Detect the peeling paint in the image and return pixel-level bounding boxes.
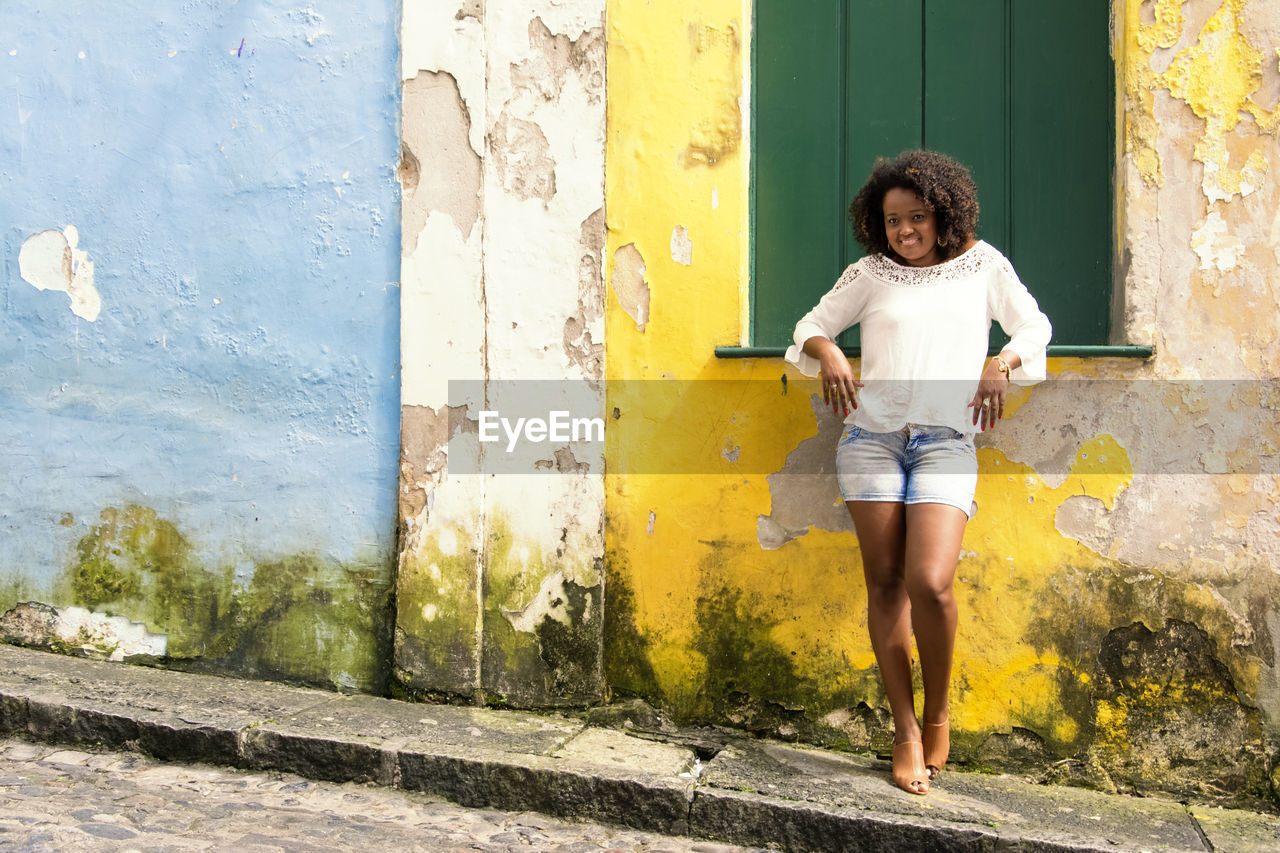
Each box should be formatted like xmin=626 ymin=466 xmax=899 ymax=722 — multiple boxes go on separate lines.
xmin=401 ymin=71 xmax=482 ymax=244
xmin=1126 ymin=0 xmax=1280 ymax=198
xmin=561 ymin=314 xmax=602 ymax=379
xmin=1054 ymin=494 xmax=1112 ymax=552
xmin=0 ymin=601 xmax=166 ymax=660
xmin=533 ymin=446 xmax=591 ymax=473
xmin=399 ymin=404 xmax=464 ymax=532
xmin=1124 ymin=0 xmax=1190 ymax=186
xmin=400 ymin=0 xmax=485 ymax=153
xmin=757 ymin=397 xmax=852 ymax=550
xmin=396 ymin=0 xmax=607 ymax=707
xmin=482 ymin=515 xmax=602 ymax=705
xmin=18 ymin=226 xmax=101 ymax=321
xmin=503 ymin=570 xmax=573 ymax=633
xmin=682 ymin=22 xmax=743 ymax=167
xmin=1192 ymin=210 xmax=1246 ymax=271
xmin=463 ymin=0 xmax=609 ymax=705
xmin=2 ymin=2 xmax=401 ymax=694
xmin=1160 ymin=0 xmax=1277 ymax=202
xmin=510 ymin=18 xmax=605 ymax=107
xmin=299 ymin=0 xmax=1280 ymax=809
xmin=563 ymin=207 xmax=606 ymax=379
xmin=609 ymin=243 xmax=649 ymax=331
xmin=670 ymin=225 xmax=693 ymax=266
xmin=1271 ymin=205 xmax=1280 ymax=264
xmin=600 ymin=0 xmax=1280 ymax=809
xmin=489 ymin=111 xmax=557 ymax=204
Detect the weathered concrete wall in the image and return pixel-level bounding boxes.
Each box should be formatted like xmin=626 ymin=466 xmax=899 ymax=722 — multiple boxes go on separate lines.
xmin=396 ymin=0 xmax=607 ymax=706
xmin=5 ymin=0 xmax=1275 ymax=809
xmin=603 ymin=0 xmax=1280 ymax=808
xmin=0 ymin=2 xmax=401 ymax=691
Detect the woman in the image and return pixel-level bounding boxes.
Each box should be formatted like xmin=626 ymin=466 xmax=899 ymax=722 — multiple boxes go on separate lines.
xmin=785 ymin=150 xmax=1051 ymax=795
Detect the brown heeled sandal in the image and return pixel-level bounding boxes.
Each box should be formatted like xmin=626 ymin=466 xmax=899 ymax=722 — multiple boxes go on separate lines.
xmin=891 ymin=737 xmax=929 ymax=795
xmin=923 ymin=717 xmax=949 ymax=779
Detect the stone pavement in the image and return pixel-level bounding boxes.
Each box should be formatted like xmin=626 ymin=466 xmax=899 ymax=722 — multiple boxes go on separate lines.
xmin=0 ymin=737 xmax=769 ymax=852
xmin=1 ymin=643 xmax=1277 ymax=852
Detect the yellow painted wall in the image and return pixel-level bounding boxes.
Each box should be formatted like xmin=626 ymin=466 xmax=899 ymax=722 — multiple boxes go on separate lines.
xmin=605 ymin=0 xmax=1280 ymax=806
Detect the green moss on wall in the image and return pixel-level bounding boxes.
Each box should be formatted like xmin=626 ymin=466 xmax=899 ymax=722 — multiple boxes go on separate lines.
xmin=480 ymin=516 xmax=539 ymax=703
xmin=535 ymin=568 xmax=601 ymax=695
xmin=228 ymin=553 xmax=393 ymax=692
xmin=692 ymin=583 xmax=802 ymax=724
xmin=480 ymin=576 xmax=600 ymax=706
xmin=479 ymin=516 xmax=602 ymax=706
xmin=63 ymin=505 xmax=231 ymax=657
xmin=393 ymin=524 xmax=479 ymax=697
xmin=602 ymin=538 xmax=1280 ymax=807
xmin=1024 ymin=563 xmax=1278 ymax=765
xmin=0 ymin=573 xmax=44 ymax=616
xmin=1089 ymin=619 xmax=1270 ymax=807
xmin=69 ymin=556 xmax=141 ymax=605
xmin=689 ymin=575 xmax=882 ymax=748
xmin=600 ymin=548 xmax=660 ymax=701
xmin=52 ymin=505 xmax=393 ymax=693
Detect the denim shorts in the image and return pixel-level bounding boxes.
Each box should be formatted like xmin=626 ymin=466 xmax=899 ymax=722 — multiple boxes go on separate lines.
xmin=836 ymin=424 xmax=978 ymax=517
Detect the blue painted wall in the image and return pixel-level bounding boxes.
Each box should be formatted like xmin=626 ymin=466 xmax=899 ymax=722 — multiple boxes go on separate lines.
xmin=0 ymin=2 xmax=400 ymax=689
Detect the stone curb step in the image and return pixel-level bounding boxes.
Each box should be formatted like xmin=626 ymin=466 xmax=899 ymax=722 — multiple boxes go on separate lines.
xmin=3 ymin=644 xmax=1276 ymax=853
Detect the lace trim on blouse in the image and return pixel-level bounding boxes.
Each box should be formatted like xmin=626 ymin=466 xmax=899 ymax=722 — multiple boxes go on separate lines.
xmin=828 ymin=262 xmax=862 ymax=294
xmin=861 ymin=241 xmax=1002 ymax=286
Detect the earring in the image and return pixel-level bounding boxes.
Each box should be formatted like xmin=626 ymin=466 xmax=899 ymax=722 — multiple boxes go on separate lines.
xmin=937 ymin=235 xmax=948 ymax=247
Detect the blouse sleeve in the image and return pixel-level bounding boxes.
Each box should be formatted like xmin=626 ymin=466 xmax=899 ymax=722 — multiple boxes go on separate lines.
xmin=988 ymin=256 xmax=1052 ymax=384
xmin=784 ymin=264 xmax=870 ymax=377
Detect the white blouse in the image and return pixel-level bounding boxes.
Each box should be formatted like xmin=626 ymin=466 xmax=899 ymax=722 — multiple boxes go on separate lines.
xmin=785 ymin=241 xmax=1052 ymax=436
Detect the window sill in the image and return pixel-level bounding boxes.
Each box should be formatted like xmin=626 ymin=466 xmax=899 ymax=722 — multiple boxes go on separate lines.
xmin=715 ymin=345 xmax=1155 ymax=359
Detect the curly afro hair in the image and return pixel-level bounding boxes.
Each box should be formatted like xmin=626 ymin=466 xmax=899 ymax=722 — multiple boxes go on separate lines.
xmin=848 ymin=150 xmax=979 ymax=263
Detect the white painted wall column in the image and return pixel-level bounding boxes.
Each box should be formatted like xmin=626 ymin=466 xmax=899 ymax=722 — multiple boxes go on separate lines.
xmin=397 ymin=0 xmax=606 ymax=704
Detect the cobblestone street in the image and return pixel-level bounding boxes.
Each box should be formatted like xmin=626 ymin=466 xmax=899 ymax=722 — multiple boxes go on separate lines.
xmin=0 ymin=738 xmax=776 ymax=852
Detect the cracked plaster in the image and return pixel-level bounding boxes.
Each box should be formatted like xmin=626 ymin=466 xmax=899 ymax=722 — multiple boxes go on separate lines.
xmin=396 ymin=0 xmax=606 ymax=704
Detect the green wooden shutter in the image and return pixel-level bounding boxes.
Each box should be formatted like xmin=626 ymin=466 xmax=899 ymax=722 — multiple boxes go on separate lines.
xmin=838 ymin=0 xmax=924 ymax=348
xmin=753 ymin=0 xmax=1112 ymax=347
xmin=1006 ymin=1 xmax=1113 ymax=345
xmin=924 ymin=0 xmax=1011 ymax=255
xmin=752 ymin=2 xmax=845 ymax=348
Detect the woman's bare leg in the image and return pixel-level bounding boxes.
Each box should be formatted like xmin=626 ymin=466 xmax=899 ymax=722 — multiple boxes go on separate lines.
xmin=846 ymin=502 xmax=919 ymax=742
xmin=903 ymin=502 xmax=968 ymax=773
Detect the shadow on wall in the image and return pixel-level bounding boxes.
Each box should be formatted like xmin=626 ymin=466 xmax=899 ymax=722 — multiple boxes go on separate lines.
xmin=0 ymin=505 xmax=394 ymax=694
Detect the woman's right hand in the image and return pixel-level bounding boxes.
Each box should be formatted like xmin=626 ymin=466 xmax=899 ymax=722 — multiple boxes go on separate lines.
xmin=804 ymin=336 xmax=863 ymax=416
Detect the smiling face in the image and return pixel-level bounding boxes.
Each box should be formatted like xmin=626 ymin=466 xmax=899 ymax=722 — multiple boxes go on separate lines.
xmin=882 ymin=187 xmax=941 ymax=267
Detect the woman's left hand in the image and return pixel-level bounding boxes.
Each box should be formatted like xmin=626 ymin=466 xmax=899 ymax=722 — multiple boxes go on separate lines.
xmin=968 ymin=362 xmax=1009 ymax=431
